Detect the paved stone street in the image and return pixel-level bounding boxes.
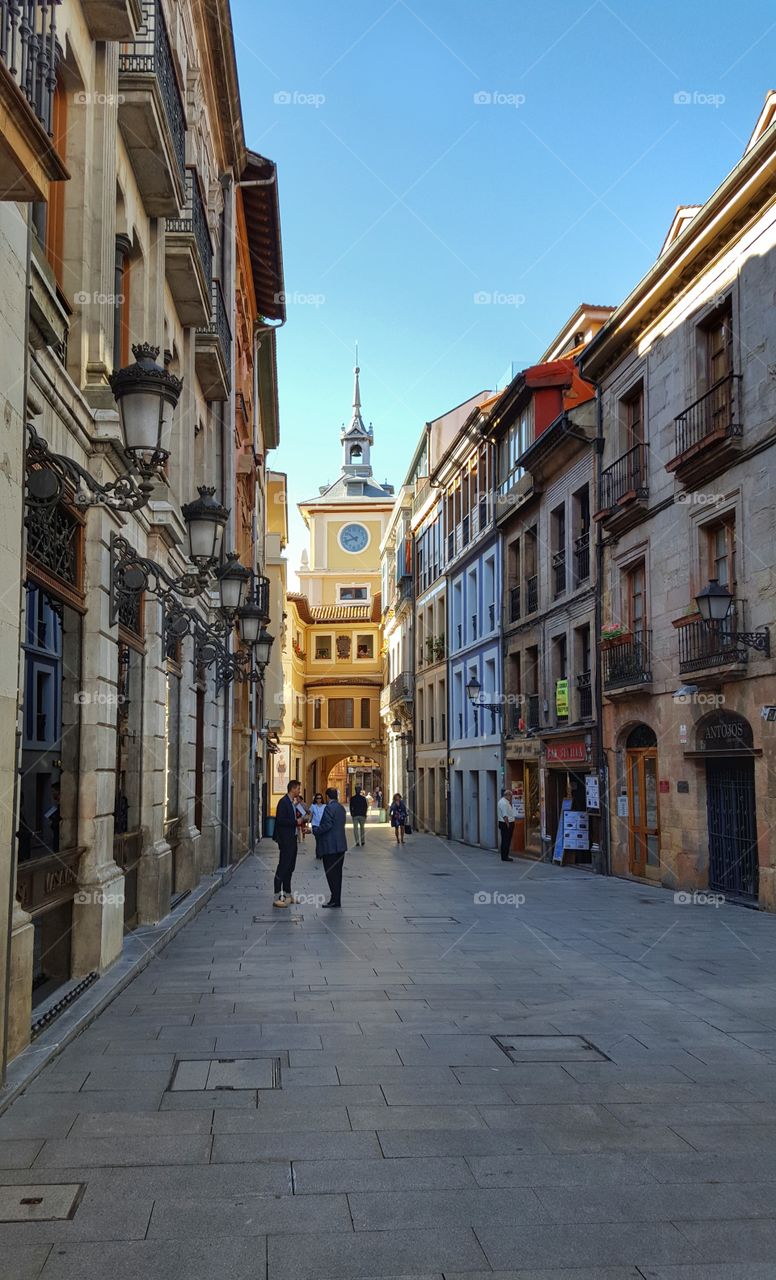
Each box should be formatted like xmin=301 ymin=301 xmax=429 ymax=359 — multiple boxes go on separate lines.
xmin=5 ymin=826 xmax=776 ymax=1278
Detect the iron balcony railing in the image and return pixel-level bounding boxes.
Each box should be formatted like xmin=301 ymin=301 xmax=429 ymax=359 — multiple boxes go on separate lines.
xmin=411 ymin=475 xmax=431 ymax=515
xmin=167 ymin=169 xmax=213 ymax=284
xmin=552 ymin=549 xmax=566 ymax=597
xmin=526 ymin=574 xmax=538 ymax=614
xmin=119 ymin=0 xmax=186 ymax=187
xmin=0 ymin=0 xmax=59 ymax=133
xmin=674 ymin=372 xmax=742 ymax=457
xmin=198 ymin=278 xmax=232 ymax=363
xmin=602 ymin=630 xmax=652 ymax=690
xmin=525 ymin=693 xmax=540 ymax=730
xmin=600 ymin=442 xmax=648 ymax=510
xmin=677 ymin=606 xmax=744 ymax=673
xmin=388 ymin=670 xmax=413 ymax=706
xmin=577 ymin=670 xmax=593 ymax=719
xmin=253 ymin=574 xmax=271 ymax=623
xmin=509 ymin=586 xmax=520 ymax=622
xmin=574 ymin=532 xmax=590 ymax=584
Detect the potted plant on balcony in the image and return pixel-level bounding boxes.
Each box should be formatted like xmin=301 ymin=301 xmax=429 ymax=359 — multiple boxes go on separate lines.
xmin=600 ymin=622 xmax=631 ymax=650
xmin=434 ymin=635 xmax=446 ymax=661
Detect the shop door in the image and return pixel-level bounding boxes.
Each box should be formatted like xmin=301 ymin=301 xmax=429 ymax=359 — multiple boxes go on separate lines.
xmin=626 ymin=746 xmax=660 ymax=877
xmin=706 ymin=757 xmax=758 ymax=900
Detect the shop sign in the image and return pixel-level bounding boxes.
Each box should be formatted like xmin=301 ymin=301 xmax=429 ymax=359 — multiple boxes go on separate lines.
xmin=617 ymin=793 xmax=629 ymax=818
xmin=512 ymin=780 xmax=525 ymax=818
xmin=698 ymin=712 xmax=753 ymax=752
xmin=545 ymin=739 xmax=587 ymax=764
xmin=555 ymin=679 xmax=569 ymax=719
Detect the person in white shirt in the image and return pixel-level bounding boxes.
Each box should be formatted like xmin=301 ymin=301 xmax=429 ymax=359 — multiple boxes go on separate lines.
xmin=497 ymin=789 xmax=516 ymax=862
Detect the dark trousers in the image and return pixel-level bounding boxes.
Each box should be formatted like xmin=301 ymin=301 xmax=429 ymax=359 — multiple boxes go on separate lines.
xmin=274 ymin=837 xmax=298 ymax=894
xmin=321 ymin=852 xmax=344 ymax=905
xmin=499 ymin=821 xmax=514 ymax=860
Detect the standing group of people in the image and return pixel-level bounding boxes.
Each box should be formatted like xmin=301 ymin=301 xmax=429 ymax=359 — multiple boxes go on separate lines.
xmin=273 ymin=780 xmax=348 ymax=909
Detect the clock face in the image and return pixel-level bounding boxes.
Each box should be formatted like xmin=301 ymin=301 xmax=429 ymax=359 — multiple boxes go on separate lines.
xmin=339 ymin=523 xmax=369 ymax=553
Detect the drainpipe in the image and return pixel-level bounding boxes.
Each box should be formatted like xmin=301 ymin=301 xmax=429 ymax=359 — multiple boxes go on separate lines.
xmin=592 ymin=378 xmax=611 ymax=877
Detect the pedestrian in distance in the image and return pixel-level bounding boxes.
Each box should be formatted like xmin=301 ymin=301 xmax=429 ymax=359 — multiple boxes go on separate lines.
xmin=315 ymin=786 xmax=348 ymax=908
xmin=349 ymin=784 xmax=368 ymax=846
xmin=309 ymin=792 xmax=326 ymax=858
xmin=273 ymin=779 xmax=302 ymax=907
xmin=389 ymin=793 xmax=407 ymax=844
xmin=497 ymin=788 xmax=516 ymax=862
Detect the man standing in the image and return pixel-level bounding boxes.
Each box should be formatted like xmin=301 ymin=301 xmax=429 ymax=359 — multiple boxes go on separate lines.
xmin=316 ymin=786 xmax=347 ymax=908
xmin=273 ymin=779 xmax=301 ymax=907
xmin=349 ymin=784 xmax=368 ymax=846
xmin=497 ymin=788 xmax=516 ymax=862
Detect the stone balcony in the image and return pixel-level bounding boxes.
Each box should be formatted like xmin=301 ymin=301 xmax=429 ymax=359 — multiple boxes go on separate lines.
xmin=0 ymin=1 xmax=69 ymax=200
xmin=195 ymin=279 xmax=232 ymax=402
xmin=165 ymin=169 xmax=213 ymax=326
xmin=118 ymin=0 xmax=187 ymax=216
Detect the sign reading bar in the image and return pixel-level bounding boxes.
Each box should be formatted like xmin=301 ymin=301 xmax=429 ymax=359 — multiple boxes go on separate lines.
xmin=545 ymin=740 xmax=587 ymax=764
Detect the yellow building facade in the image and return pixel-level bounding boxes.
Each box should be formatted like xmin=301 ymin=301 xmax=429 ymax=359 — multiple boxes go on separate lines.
xmin=276 ymin=365 xmax=395 ymax=805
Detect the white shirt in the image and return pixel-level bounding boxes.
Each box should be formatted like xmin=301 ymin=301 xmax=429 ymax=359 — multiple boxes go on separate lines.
xmin=310 ymin=803 xmax=326 ymax=827
xmin=498 ymin=796 xmax=516 ymax=822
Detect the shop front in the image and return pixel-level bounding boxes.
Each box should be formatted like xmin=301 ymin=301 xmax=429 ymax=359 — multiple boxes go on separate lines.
xmin=541 ymin=734 xmax=601 ymax=866
xmin=506 ymin=739 xmax=542 ymax=856
xmin=686 ymin=710 xmax=760 ymax=903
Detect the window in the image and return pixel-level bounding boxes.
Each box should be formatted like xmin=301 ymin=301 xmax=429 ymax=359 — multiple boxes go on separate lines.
xmin=114 ymin=235 xmax=132 ymax=368
xmin=314 ymin=634 xmax=332 ymax=661
xmin=313 ymin=698 xmax=322 ymax=730
xmin=622 ymin=383 xmax=644 ymax=446
xmin=328 ymin=698 xmax=354 ymax=729
xmin=360 ymin=697 xmax=371 ymax=729
xmin=551 ymin=505 xmax=566 ymax=598
xmin=705 ymin=514 xmax=736 ymax=590
xmin=625 ymin=560 xmax=647 ymax=637
xmin=355 ymin=634 xmax=374 ymax=659
xmin=338 ymin=585 xmax=368 ymax=602
xmin=705 ymin=304 xmax=732 ymax=389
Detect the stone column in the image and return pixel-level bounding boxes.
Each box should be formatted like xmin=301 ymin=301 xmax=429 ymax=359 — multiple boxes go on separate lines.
xmin=173 ymin=629 xmax=202 ymax=890
xmin=136 ymin=571 xmax=172 ymax=923
xmin=70 ymin=508 xmax=125 ymax=976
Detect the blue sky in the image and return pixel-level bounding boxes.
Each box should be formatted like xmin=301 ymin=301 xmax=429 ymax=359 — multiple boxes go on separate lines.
xmin=232 ymin=0 xmax=775 ymax=581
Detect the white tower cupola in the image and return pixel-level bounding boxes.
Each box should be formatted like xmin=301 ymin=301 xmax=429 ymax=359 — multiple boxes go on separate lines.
xmin=341 ymin=347 xmax=373 ymax=478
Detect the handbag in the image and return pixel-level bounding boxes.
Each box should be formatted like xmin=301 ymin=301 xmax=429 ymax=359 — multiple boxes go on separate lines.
xmin=405 ymin=824 xmax=412 ymax=835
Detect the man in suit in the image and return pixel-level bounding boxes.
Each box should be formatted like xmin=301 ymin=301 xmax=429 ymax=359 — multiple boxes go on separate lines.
xmin=315 ymin=786 xmax=347 ymax=908
xmin=349 ymin=784 xmax=368 ymax=846
xmin=273 ymin=778 xmax=301 ymax=907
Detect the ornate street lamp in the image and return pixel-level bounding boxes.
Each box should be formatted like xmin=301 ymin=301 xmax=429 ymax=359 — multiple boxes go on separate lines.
xmin=26 ymin=345 xmax=183 ymax=514
xmin=465 ymin=674 xmax=482 ymax=706
xmin=216 ymin=552 xmax=252 ymax=614
xmin=695 ymin=578 xmax=770 ymax=656
xmin=466 ymin=672 xmax=503 ymax=716
xmin=108 ymin=343 xmax=183 ymax=471
xmin=181 ymin=486 xmax=228 ymax=569
xmin=253 ymin=628 xmax=274 ymax=671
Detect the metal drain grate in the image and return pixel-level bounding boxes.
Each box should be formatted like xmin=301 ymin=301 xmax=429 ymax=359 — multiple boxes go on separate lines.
xmin=0 ymin=1184 xmax=85 ymax=1222
xmin=493 ymin=1034 xmax=609 ymax=1063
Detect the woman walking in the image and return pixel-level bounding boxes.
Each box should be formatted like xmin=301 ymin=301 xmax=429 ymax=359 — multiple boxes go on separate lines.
xmin=309 ymin=792 xmax=326 ymax=858
xmin=389 ymin=793 xmax=408 ymax=844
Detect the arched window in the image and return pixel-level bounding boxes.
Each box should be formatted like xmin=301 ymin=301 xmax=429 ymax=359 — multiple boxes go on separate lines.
xmin=626 ymin=724 xmax=657 ymax=750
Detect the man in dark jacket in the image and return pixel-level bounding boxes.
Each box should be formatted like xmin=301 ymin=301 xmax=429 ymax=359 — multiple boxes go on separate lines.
xmin=273 ymin=779 xmax=301 ymax=907
xmin=349 ymin=784 xmax=368 ymax=846
xmin=315 ymin=786 xmax=347 ymax=908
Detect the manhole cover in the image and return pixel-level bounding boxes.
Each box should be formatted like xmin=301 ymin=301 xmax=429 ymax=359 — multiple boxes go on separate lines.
xmin=169 ymin=1057 xmax=281 ymax=1091
xmin=493 ymin=1035 xmax=609 ymax=1063
xmin=0 ymin=1184 xmax=85 ymax=1222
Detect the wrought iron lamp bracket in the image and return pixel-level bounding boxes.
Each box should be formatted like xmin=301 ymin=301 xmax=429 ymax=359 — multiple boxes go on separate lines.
xmin=110 ymin=533 xmax=210 ymax=626
xmin=26 ymin=423 xmax=157 ymax=514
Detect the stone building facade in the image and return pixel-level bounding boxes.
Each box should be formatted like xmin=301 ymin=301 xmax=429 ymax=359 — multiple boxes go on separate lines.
xmin=580 ymin=94 xmax=776 ymax=906
xmin=0 ymin=0 xmax=285 ymax=1076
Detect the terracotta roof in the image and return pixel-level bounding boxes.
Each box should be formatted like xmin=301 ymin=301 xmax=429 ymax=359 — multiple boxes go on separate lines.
xmin=286 ymin=593 xmax=382 ymax=625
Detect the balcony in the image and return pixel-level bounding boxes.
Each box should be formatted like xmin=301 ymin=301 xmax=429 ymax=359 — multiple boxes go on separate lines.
xmin=525 ymin=693 xmax=540 ymax=730
xmin=509 ymin=586 xmax=520 ymax=623
xmin=574 ymin=532 xmax=590 ymax=585
xmin=552 ymin=549 xmax=566 ymax=598
xmin=195 ymin=279 xmax=232 ymax=401
xmin=577 ymin=670 xmax=593 ymax=720
xmin=412 ymin=475 xmax=432 ymax=516
xmin=388 ymin=671 xmax=413 ymax=708
xmin=165 ymin=169 xmax=213 ymax=325
xmin=676 ymin=606 xmax=747 ymax=677
xmin=253 ymin=574 xmax=271 ymax=624
xmin=602 ymin=630 xmax=652 ymax=694
xmin=667 ymin=373 xmax=742 ymax=487
xmin=526 ymin=574 xmax=538 ymax=614
xmin=118 ymin=0 xmax=187 ymax=216
xmin=83 ymin=0 xmax=142 ymax=39
xmin=394 ymin=573 xmax=413 ymax=609
xmin=0 ymin=1 xmax=69 ymax=200
xmin=596 ymin=443 xmax=648 ymax=534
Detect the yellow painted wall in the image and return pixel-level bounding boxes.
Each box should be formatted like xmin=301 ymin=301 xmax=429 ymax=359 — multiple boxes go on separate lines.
xmin=325 ymin=519 xmax=384 ymax=570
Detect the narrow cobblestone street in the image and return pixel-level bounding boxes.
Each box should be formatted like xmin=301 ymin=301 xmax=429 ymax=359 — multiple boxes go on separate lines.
xmin=5 ymin=826 xmax=776 ymax=1278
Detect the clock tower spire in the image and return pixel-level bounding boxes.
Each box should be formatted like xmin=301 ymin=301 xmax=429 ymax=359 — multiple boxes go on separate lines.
xmin=341 ymin=345 xmax=373 ymax=476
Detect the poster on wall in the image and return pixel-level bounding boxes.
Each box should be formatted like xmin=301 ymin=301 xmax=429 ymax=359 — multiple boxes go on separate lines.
xmin=555 ymin=679 xmax=569 ymax=719
xmin=585 ymin=775 xmax=600 ymax=811
xmin=553 ymin=798 xmax=572 ymax=863
xmin=272 ymin=744 xmax=290 ymax=796
xmin=563 ymin=809 xmax=590 ymax=852
xmin=512 ymin=780 xmax=525 ymax=818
